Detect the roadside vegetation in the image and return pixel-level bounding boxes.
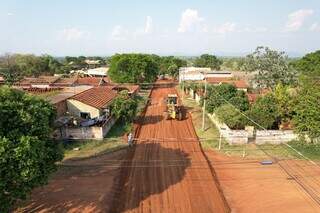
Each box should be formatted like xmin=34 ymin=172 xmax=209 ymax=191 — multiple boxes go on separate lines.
xmin=181 ymin=93 xmax=305 ymax=160
xmin=62 ymin=121 xmax=130 ymax=161
xmin=0 ymin=87 xmax=63 ymax=212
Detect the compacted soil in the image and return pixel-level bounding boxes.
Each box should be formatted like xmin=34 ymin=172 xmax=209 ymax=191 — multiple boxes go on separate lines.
xmin=207 ymin=151 xmax=320 ymax=213
xmin=111 ymin=82 xmax=229 ymax=213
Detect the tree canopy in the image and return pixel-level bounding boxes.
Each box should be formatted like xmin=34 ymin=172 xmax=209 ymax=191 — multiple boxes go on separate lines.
xmin=0 ymin=87 xmax=63 ymax=212
xmin=194 ymin=54 xmax=222 ymax=70
xmin=292 ymin=50 xmax=320 ymax=77
xmin=206 ymin=83 xmax=238 ymax=113
xmin=159 ymin=56 xmax=187 ymax=78
xmin=215 ymin=104 xmax=248 ymax=129
xmin=247 ymin=93 xmax=280 ymax=129
xmin=111 ymin=90 xmax=138 ymax=122
xmin=108 ymin=54 xmax=159 ymax=83
xmin=244 ymin=46 xmax=297 ymax=89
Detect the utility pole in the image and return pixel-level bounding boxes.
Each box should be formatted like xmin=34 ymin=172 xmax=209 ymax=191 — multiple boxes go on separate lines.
xmin=202 ymin=76 xmax=207 ymax=131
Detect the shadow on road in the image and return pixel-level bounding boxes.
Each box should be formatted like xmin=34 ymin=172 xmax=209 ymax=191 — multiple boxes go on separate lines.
xmin=110 ymin=143 xmax=191 ymax=212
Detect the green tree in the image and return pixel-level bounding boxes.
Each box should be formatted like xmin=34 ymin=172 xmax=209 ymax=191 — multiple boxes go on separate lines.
xmin=108 ymin=54 xmax=159 ymax=83
xmin=159 ymin=56 xmax=187 ymax=78
xmin=194 ymin=54 xmax=222 ymax=70
xmin=274 ymin=83 xmax=296 ymax=124
xmin=215 ymin=104 xmax=248 ymax=129
xmin=0 ymin=87 xmax=63 ymax=212
xmin=293 ymin=78 xmax=320 ymax=142
xmin=206 ymin=83 xmax=237 ymax=113
xmin=111 ymin=90 xmax=138 ymax=122
xmin=292 ymin=50 xmax=320 ymax=77
xmin=247 ymin=93 xmax=280 ymax=129
xmin=244 ymin=46 xmax=297 ymax=89
xmin=229 ymin=90 xmax=250 ymax=111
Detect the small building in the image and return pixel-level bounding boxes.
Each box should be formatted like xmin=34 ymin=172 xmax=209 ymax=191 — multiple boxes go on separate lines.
xmin=75 ymin=77 xmax=109 ymax=87
xmin=67 ymin=86 xmax=117 ymax=119
xmin=17 ymin=76 xmax=61 ymax=88
xmin=86 ymin=67 xmax=109 ymax=77
xmin=179 ymin=67 xmax=233 ymax=82
xmin=206 ymin=77 xmax=249 ymax=92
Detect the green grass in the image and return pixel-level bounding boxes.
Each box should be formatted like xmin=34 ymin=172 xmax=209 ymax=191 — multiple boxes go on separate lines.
xmin=180 ymin=88 xmax=301 ymax=159
xmin=62 ymin=121 xmax=131 ymax=161
xmin=287 ymin=141 xmax=320 ymax=161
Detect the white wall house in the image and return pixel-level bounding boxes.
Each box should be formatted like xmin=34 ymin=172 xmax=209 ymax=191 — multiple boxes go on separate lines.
xmin=179 ymin=67 xmax=233 ymax=82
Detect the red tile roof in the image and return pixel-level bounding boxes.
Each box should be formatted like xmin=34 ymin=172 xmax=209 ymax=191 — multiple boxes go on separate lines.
xmin=76 ymin=77 xmax=109 ymax=86
xmin=69 ymin=86 xmax=117 ymax=109
xmin=53 ymin=77 xmax=78 ymax=86
xmin=206 ymin=77 xmax=232 ymax=84
xmin=205 ymin=77 xmax=248 ymax=89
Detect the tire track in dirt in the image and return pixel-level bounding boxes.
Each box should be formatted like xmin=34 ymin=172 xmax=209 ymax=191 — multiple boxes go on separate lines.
xmin=111 ymin=82 xmax=230 ymax=213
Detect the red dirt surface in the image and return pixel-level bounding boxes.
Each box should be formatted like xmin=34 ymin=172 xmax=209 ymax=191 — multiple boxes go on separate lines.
xmin=15 ymin=150 xmax=127 ymax=213
xmin=111 ymin=82 xmax=230 ymax=212
xmin=207 ymin=151 xmax=320 ymax=213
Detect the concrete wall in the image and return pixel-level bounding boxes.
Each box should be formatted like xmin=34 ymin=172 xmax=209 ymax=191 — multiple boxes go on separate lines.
xmin=67 ymin=99 xmax=101 ymax=118
xmin=207 ymin=113 xmax=248 ymax=144
xmin=255 ymin=130 xmax=298 ymax=145
xmin=60 ymin=117 xmax=116 ymax=140
xmin=54 ymin=100 xmax=67 ymax=117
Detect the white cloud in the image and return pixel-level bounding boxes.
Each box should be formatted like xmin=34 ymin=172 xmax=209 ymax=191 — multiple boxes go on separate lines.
xmin=243 ymin=27 xmax=268 ymax=33
xmin=213 ymin=22 xmax=236 ymax=34
xmin=7 ymin=12 xmax=14 ymax=16
xmin=144 ymin=16 xmax=153 ymax=34
xmin=310 ymin=23 xmax=320 ymax=32
xmin=111 ymin=25 xmax=129 ymax=40
xmin=178 ymin=9 xmax=206 ymax=33
xmin=285 ymin=9 xmax=314 ymax=32
xmin=59 ymin=27 xmax=90 ymax=41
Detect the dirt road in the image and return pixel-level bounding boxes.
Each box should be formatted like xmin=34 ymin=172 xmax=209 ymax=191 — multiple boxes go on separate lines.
xmin=112 ymin=83 xmax=229 ymax=213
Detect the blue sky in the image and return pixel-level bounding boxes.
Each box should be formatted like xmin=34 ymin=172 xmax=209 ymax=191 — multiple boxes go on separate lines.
xmin=1 ymin=0 xmax=320 ymax=56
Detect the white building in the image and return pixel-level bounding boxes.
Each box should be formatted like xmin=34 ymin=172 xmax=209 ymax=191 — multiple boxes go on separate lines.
xmin=179 ymin=67 xmax=233 ymax=82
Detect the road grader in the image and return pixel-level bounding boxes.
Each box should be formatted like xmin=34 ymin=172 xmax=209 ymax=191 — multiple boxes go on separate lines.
xmin=164 ymin=94 xmax=183 ymax=120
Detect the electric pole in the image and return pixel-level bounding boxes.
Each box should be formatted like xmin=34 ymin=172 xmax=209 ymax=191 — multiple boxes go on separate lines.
xmin=202 ymin=76 xmax=207 ymax=131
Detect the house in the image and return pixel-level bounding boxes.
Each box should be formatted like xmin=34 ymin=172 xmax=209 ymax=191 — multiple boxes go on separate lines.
xmin=75 ymin=77 xmax=109 ymax=87
xmin=179 ymin=67 xmax=233 ymax=82
xmin=86 ymin=67 xmax=109 ymax=77
xmin=85 ymin=59 xmax=101 ymax=69
xmin=17 ymin=76 xmax=61 ymax=88
xmin=205 ymin=77 xmax=249 ymax=92
xmin=67 ymin=86 xmax=117 ymax=119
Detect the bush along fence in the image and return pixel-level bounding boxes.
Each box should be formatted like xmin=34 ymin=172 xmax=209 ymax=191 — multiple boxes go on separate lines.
xmin=184 ymin=86 xmax=298 ymax=145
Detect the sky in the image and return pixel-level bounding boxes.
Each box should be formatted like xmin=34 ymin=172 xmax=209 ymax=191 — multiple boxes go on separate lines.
xmin=1 ymin=0 xmax=320 ymax=56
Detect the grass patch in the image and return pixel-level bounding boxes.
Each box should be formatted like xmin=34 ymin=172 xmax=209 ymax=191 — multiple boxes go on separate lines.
xmin=62 ymin=120 xmax=132 ymax=160
xmin=63 ymin=139 xmax=127 ymax=161
xmin=287 ymin=141 xmax=320 ymax=161
xmin=180 ymin=88 xmax=301 ymax=159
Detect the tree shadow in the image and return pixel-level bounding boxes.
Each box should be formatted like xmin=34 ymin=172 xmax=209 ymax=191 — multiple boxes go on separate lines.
xmin=110 ymin=143 xmax=191 ymax=212
xmin=137 ymin=115 xmax=164 ymax=125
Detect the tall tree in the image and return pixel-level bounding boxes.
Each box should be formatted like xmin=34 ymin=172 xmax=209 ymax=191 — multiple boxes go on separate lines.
xmin=291 ymin=50 xmax=320 ymax=77
xmin=108 ymin=54 xmax=159 ymax=83
xmin=111 ymin=90 xmax=138 ymax=122
xmin=247 ymin=93 xmax=280 ymax=129
xmin=0 ymin=87 xmax=63 ymax=212
xmin=244 ymin=46 xmax=297 ymax=89
xmin=293 ymin=77 xmax=320 ymax=142
xmin=194 ymin=54 xmax=222 ymax=70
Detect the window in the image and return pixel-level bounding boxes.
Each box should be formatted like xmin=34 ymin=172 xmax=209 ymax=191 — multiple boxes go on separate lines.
xmin=80 ymin=112 xmax=90 ymax=119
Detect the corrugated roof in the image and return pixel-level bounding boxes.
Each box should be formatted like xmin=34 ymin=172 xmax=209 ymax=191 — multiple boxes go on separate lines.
xmin=69 ymin=86 xmax=117 ymax=109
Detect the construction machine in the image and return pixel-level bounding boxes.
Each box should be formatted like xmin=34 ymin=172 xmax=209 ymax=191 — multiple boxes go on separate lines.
xmin=164 ymin=94 xmax=183 ymax=120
